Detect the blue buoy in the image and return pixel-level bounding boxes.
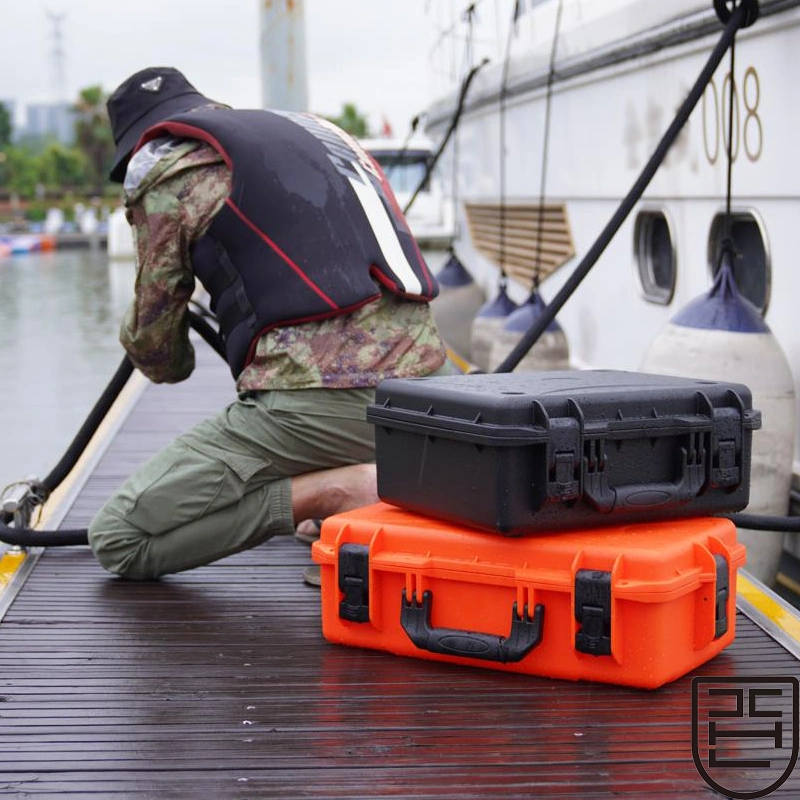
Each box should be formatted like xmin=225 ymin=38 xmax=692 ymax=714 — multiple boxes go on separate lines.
xmin=670 ymin=255 xmax=769 ymax=333
xmin=489 ymin=290 xmax=570 ymax=371
xmin=430 ymin=252 xmax=486 ymax=363
xmin=437 ymin=252 xmax=475 ymax=288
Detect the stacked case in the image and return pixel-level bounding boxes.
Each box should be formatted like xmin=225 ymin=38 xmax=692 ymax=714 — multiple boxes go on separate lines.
xmin=312 ymin=370 xmax=760 ymax=688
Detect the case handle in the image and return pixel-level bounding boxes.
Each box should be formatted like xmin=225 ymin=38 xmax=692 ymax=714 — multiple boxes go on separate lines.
xmin=400 ymin=589 xmax=544 ymax=663
xmin=583 ymin=449 xmax=708 ymax=512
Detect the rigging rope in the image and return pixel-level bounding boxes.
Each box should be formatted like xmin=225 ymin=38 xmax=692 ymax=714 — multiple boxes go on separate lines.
xmin=402 ymin=56 xmax=489 ymax=216
xmin=497 ymin=0 xmax=520 ymax=286
xmin=376 ymin=114 xmax=423 ymax=189
xmin=531 ymin=0 xmax=565 ymax=291
xmin=717 ymin=15 xmax=739 ymax=267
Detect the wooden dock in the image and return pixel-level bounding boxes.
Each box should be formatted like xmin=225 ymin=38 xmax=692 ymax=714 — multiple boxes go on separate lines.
xmin=1 ymin=338 xmax=798 ymax=798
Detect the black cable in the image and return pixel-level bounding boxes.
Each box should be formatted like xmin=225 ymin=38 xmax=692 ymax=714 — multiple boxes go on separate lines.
xmin=724 ymin=513 xmax=800 ymax=532
xmin=716 ymin=20 xmax=740 ymax=269
xmin=444 ymin=3 xmax=478 ymax=242
xmin=494 ymin=0 xmax=754 ymax=374
xmin=403 ymin=56 xmax=489 ymax=216
xmin=497 ymin=1 xmax=519 ymax=284
xmin=40 ymin=357 xmax=134 ymax=494
xmin=189 ymin=309 xmax=227 ymax=360
xmin=375 ymin=115 xmax=422 ymax=186
xmin=0 ymin=519 xmax=89 ymax=547
xmin=724 ymin=32 xmax=736 ymax=239
xmin=0 ymin=310 xmax=225 ymax=548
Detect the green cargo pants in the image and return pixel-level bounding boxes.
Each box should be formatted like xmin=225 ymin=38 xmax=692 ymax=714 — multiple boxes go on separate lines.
xmin=88 ymin=386 xmax=376 ymax=580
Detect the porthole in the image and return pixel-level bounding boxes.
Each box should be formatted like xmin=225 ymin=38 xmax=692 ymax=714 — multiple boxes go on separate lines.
xmin=634 ymin=210 xmax=676 ymax=305
xmin=708 ymin=211 xmax=770 ymax=314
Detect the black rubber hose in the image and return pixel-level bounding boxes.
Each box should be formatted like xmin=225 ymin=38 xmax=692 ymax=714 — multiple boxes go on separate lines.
xmin=0 ymin=310 xmax=225 ymax=547
xmin=724 ymin=513 xmax=800 ymax=532
xmin=0 ymin=519 xmax=89 ymax=547
xmin=40 ymin=357 xmax=134 ymax=494
xmin=188 ymin=309 xmax=227 ymax=360
xmin=494 ymin=0 xmax=755 ymax=374
xmin=403 ymin=57 xmax=489 ymax=216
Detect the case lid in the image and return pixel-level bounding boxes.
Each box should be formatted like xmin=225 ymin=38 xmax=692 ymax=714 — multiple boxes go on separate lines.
xmin=367 ymin=370 xmax=761 ymax=447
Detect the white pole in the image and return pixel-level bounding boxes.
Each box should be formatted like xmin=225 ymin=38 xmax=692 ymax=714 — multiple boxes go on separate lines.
xmin=259 ymin=0 xmax=309 ymax=111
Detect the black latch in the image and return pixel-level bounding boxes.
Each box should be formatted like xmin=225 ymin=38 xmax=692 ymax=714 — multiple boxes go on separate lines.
xmin=549 ymin=451 xmax=580 ymax=502
xmin=712 ymin=438 xmax=740 ymax=488
xmin=714 ymin=554 xmax=729 ymax=638
xmin=338 ymin=544 xmax=370 ymax=623
xmin=575 ymin=569 xmax=612 ymax=656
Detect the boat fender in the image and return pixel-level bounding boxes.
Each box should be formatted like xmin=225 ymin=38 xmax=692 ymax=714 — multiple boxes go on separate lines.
xmin=640 ymin=255 xmax=795 ymax=586
xmin=470 ymin=282 xmax=518 ymax=371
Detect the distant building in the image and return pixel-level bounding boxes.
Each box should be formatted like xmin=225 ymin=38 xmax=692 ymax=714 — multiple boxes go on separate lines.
xmin=20 ymin=102 xmax=75 ymax=146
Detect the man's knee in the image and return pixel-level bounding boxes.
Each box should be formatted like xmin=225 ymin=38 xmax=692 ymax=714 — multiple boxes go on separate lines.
xmin=88 ymin=506 xmax=159 ymax=581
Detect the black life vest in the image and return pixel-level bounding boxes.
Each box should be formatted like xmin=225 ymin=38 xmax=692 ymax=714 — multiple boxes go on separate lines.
xmin=137 ymin=108 xmax=439 ymax=378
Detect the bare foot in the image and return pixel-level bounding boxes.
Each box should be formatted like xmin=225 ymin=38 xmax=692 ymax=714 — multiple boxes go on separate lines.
xmin=290 ymin=463 xmax=378 ymax=525
xmin=295 ymin=518 xmax=321 ymax=541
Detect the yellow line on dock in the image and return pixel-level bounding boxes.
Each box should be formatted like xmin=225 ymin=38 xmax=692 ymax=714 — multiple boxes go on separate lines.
xmin=446 ymin=347 xmax=479 ymax=374
xmin=0 ymin=549 xmax=27 ymax=592
xmin=738 ymin=572 xmax=800 ymax=649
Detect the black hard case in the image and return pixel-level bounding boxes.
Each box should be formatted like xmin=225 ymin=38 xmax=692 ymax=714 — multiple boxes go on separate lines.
xmin=366 ymin=370 xmax=761 ymax=534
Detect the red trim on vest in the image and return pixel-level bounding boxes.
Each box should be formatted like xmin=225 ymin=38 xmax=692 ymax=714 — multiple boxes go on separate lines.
xmin=369 ymin=267 xmax=400 ymax=294
xmin=225 ymin=199 xmax=339 ymax=310
xmin=137 ymin=121 xmax=234 ymax=169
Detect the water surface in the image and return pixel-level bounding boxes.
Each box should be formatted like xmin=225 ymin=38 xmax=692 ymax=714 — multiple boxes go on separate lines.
xmin=0 ymin=249 xmax=135 ymax=495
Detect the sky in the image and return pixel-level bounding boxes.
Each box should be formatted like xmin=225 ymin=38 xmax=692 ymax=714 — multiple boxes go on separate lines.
xmin=0 ymin=0 xmax=509 ymax=140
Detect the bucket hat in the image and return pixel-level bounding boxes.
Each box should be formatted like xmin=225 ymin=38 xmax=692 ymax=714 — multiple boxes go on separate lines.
xmin=107 ymin=66 xmax=217 ymax=182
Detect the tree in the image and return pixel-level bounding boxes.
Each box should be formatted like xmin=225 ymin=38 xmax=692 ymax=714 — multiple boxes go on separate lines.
xmin=73 ymin=85 xmax=113 ymax=195
xmin=39 ymin=142 xmax=88 ymax=191
xmin=1 ymin=146 xmax=41 ymax=197
xmin=327 ymin=102 xmax=370 ymax=138
xmin=0 ymin=103 xmax=12 ymax=148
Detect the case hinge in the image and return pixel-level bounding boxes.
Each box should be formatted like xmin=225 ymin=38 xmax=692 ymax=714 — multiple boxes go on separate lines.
xmin=575 ymin=569 xmax=612 ymax=656
xmin=338 ymin=544 xmax=370 ymax=623
xmin=714 ymin=553 xmax=730 ymax=638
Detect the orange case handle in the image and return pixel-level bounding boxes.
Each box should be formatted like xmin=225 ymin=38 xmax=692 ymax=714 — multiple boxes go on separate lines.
xmin=401 ymin=588 xmax=545 ymax=663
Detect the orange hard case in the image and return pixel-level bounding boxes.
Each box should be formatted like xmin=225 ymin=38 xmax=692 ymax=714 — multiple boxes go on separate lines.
xmin=312 ymin=503 xmax=746 ymax=689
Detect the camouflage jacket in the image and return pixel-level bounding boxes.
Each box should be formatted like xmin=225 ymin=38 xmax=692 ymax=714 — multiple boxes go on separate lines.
xmin=121 ymin=139 xmax=446 ymax=390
